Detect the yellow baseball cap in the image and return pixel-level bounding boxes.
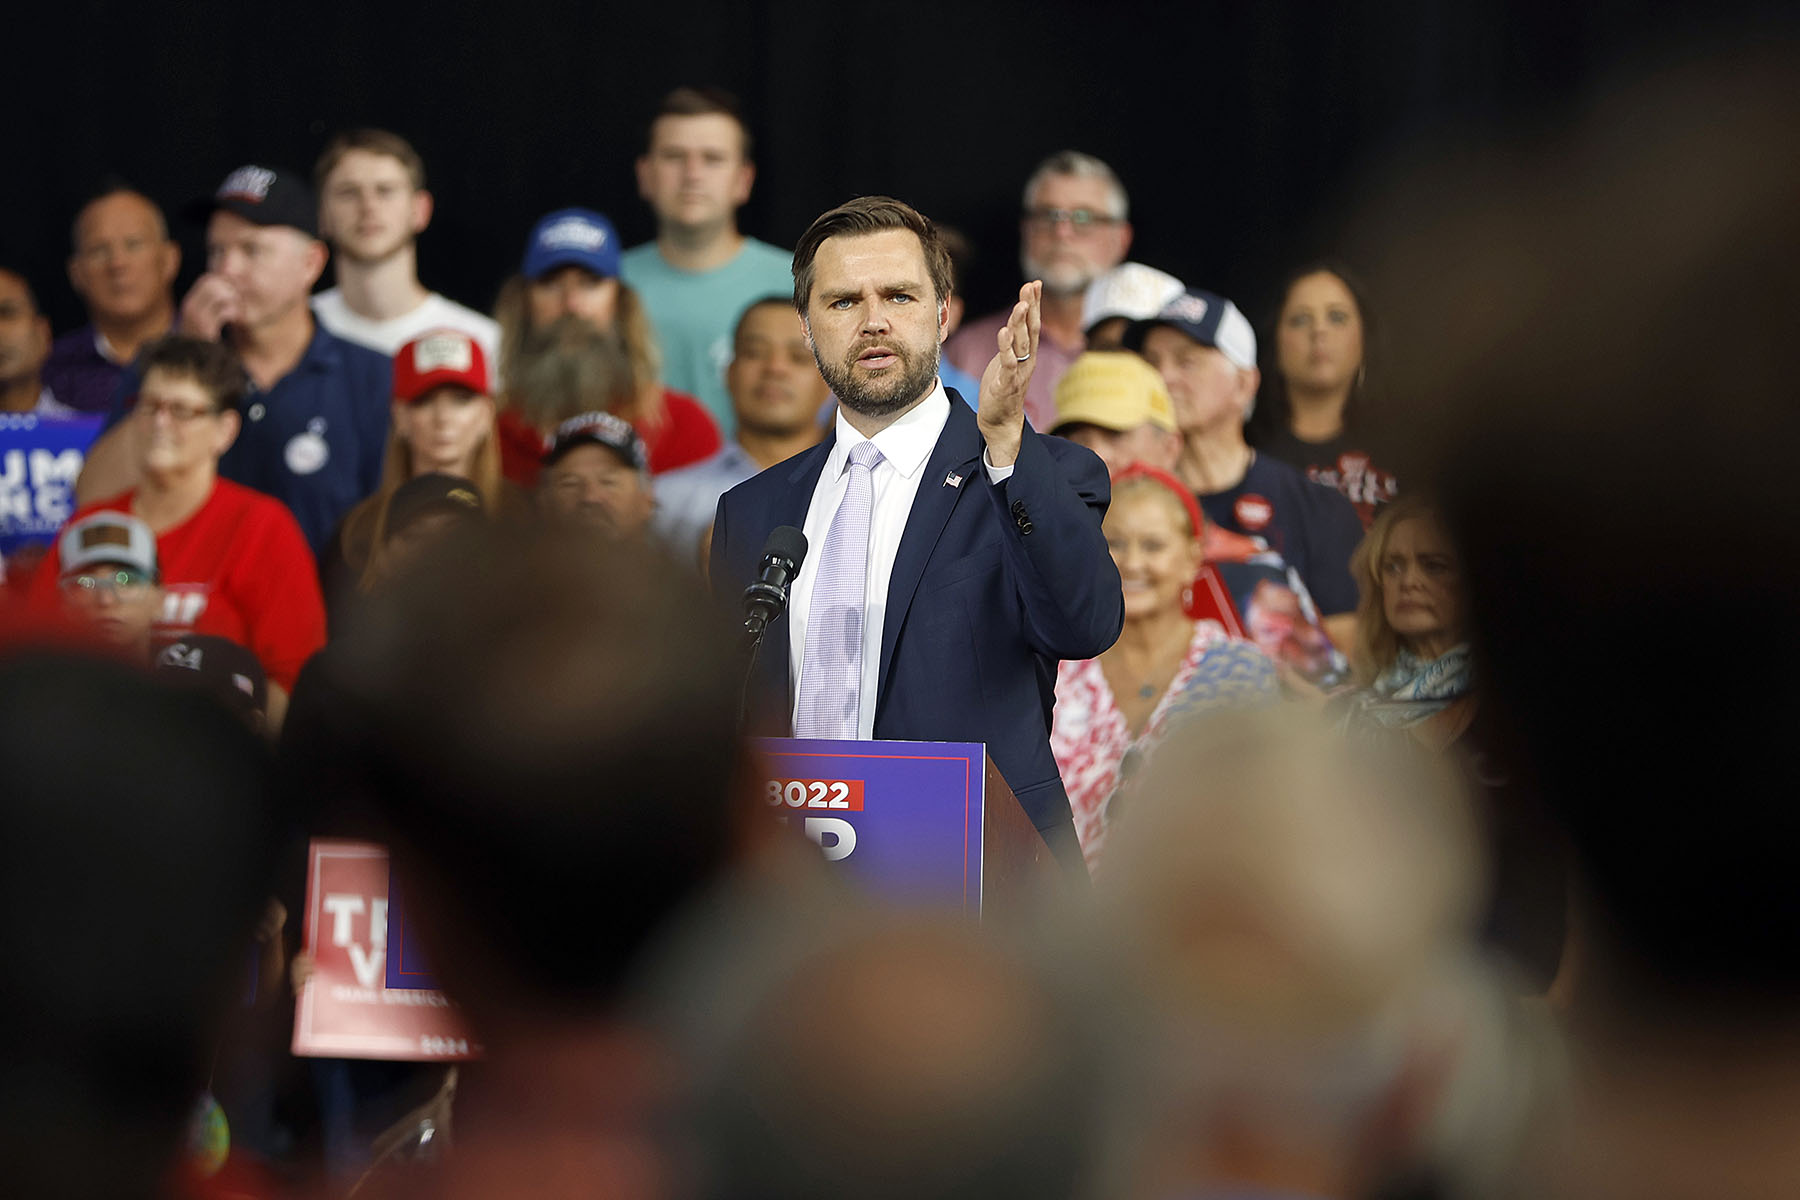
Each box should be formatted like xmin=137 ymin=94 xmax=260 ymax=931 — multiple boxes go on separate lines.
xmin=1051 ymin=351 xmax=1177 ymax=434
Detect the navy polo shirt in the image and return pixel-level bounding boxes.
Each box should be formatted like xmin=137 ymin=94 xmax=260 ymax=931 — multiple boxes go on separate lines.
xmin=1198 ymin=452 xmax=1365 ymax=615
xmin=104 ymin=323 xmax=392 ymax=557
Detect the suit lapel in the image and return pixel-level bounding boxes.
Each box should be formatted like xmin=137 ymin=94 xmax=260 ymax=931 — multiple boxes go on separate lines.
xmin=876 ymin=401 xmax=984 ymax=709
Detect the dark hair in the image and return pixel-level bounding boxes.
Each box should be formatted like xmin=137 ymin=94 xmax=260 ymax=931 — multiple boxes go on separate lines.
xmin=937 ymin=224 xmax=975 ymax=293
xmin=134 ymin=334 xmax=249 ymax=415
xmin=732 ymin=293 xmax=798 ymax=344
xmin=647 ymin=85 xmax=752 ymax=160
xmin=0 ymin=266 xmax=41 ymax=313
xmin=792 ymin=196 xmax=954 ymax=313
xmin=330 ymin=524 xmax=745 ymax=1021
xmin=1251 ymin=260 xmax=1382 ymax=442
xmin=314 ymin=128 xmax=427 ymax=191
xmin=0 ymin=653 xmax=280 ymax=1198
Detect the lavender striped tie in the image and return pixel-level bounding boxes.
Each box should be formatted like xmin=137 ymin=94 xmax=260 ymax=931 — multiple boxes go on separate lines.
xmin=795 ymin=440 xmax=884 ymax=738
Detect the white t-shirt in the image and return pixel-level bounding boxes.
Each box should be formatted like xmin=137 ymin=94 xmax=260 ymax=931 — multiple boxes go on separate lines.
xmin=312 ymin=288 xmax=502 ymax=388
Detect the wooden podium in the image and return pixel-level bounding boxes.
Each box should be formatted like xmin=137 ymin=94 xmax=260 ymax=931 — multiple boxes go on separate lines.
xmin=752 ymin=738 xmax=1059 ymax=917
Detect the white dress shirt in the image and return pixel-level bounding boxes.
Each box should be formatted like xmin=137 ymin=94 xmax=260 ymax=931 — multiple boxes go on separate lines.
xmin=788 ymin=383 xmax=1013 ymax=738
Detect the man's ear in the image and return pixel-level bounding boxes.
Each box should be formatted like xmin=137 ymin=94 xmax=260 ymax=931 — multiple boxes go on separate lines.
xmin=732 ymin=162 xmax=755 ymax=208
xmin=937 ymin=298 xmax=950 ymax=345
xmin=634 ymin=155 xmax=654 ymax=203
xmin=158 ymin=239 xmax=181 ymax=287
xmin=801 ymin=316 xmax=814 ymax=353
xmin=411 ymin=189 xmax=435 ymax=236
xmin=301 ymin=238 xmax=329 ymax=289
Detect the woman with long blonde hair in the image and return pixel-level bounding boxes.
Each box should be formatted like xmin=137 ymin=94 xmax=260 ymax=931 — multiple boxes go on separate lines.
xmin=330 ymin=329 xmax=504 ymax=599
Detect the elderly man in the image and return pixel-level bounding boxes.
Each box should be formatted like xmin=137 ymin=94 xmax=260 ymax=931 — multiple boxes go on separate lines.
xmin=539 ymin=411 xmax=656 ymax=540
xmin=1127 ymin=288 xmax=1363 ymax=642
xmin=651 ymin=295 xmax=829 ymax=564
xmin=44 ymin=188 xmax=180 ymax=413
xmin=944 ymin=152 xmax=1133 ymax=430
xmin=78 ymin=165 xmax=392 ymax=556
xmin=711 ymin=195 xmax=1122 ymax=872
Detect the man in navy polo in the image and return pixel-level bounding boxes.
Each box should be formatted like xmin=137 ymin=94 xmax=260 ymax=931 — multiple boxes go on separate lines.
xmin=78 ymin=166 xmax=391 ymax=558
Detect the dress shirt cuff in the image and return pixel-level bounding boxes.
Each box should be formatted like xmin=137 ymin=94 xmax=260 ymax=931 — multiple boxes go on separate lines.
xmin=982 ymin=447 xmax=1016 ymax=484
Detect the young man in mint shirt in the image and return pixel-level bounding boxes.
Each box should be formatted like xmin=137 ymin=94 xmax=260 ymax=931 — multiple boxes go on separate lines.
xmin=621 ymin=87 xmax=792 ymax=436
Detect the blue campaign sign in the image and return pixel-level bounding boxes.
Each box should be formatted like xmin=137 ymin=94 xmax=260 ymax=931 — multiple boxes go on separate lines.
xmin=0 ymin=412 xmax=103 ymax=558
xmin=753 ymin=738 xmax=988 ymax=914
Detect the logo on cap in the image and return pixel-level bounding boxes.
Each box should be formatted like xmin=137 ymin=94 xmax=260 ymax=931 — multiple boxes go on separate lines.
xmin=540 ymin=217 xmax=608 ymax=252
xmin=218 ymin=166 xmax=276 ymax=204
xmin=1161 ymin=293 xmax=1211 ymax=324
xmin=157 ymin=643 xmax=204 ymax=671
xmin=412 ymin=333 xmax=473 ymax=374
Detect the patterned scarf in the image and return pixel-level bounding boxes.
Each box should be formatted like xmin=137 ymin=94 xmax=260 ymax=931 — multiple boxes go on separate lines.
xmin=1347 ymin=643 xmax=1474 ymax=729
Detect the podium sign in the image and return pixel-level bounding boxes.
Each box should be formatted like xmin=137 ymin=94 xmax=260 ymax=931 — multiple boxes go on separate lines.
xmin=754 ymin=738 xmax=1048 ymax=915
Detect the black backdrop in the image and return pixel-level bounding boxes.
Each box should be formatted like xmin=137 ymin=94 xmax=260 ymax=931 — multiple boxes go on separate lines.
xmin=8 ymin=0 xmax=1788 ymax=338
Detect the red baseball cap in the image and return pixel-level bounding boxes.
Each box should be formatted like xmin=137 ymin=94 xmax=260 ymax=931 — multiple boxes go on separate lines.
xmin=393 ymin=329 xmax=491 ymax=403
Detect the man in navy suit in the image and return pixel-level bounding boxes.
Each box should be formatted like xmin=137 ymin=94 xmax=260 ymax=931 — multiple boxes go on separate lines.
xmin=711 ymin=196 xmax=1122 ymax=871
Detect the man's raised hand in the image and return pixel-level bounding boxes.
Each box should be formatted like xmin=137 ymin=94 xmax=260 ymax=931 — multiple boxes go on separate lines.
xmin=976 ymin=280 xmax=1043 ymax=467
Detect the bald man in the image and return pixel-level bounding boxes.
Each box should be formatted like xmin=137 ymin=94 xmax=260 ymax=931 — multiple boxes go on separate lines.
xmin=44 ymin=188 xmax=180 ymax=413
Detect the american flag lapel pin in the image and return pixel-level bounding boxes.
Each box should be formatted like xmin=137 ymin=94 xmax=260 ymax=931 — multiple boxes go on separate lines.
xmin=944 ymin=470 xmax=964 ymax=488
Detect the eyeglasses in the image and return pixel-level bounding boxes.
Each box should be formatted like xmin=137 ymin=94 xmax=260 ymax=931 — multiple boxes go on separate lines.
xmin=59 ymin=568 xmax=156 ymax=597
xmin=134 ymin=396 xmax=221 ymax=422
xmin=1023 ymin=207 xmax=1123 ymax=232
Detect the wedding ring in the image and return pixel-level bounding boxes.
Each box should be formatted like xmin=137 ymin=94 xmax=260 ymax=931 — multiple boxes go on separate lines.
xmin=1014 ymin=352 xmax=1032 ymax=362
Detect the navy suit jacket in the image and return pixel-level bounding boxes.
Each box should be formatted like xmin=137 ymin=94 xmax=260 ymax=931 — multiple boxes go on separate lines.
xmin=710 ymin=392 xmax=1123 ymax=838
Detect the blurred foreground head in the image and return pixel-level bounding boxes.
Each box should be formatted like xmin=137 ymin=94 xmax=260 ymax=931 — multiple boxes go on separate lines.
xmin=686 ymin=912 xmax=1121 ymax=1200
xmin=1360 ymin=45 xmax=1800 ymax=1022
xmin=0 ymin=653 xmax=279 ymax=1200
xmin=333 ymin=522 xmax=744 ymax=1029
xmin=1102 ymin=707 xmax=1519 ymax=1197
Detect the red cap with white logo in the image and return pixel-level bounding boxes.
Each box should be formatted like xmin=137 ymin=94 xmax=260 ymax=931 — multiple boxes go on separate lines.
xmin=393 ymin=329 xmax=492 ymax=402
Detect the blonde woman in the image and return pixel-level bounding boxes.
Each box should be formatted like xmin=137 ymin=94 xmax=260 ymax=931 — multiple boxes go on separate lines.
xmin=1339 ymin=495 xmax=1474 ymax=749
xmin=329 ymin=329 xmax=506 ymax=601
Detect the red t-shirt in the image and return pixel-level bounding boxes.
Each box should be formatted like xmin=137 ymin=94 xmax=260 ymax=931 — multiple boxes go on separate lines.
xmin=496 ymin=390 xmax=723 ymax=487
xmin=29 ymin=479 xmax=326 ymax=691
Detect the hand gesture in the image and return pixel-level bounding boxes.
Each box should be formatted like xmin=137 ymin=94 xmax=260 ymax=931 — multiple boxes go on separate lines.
xmin=178 ymin=273 xmax=243 ymax=341
xmin=976 ymin=280 xmax=1043 ymax=467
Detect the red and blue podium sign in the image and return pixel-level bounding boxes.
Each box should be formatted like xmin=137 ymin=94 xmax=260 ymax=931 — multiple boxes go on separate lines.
xmin=753 ymin=737 xmax=991 ymax=914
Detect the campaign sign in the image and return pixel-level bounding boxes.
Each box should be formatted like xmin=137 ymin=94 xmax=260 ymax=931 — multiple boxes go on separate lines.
xmin=0 ymin=412 xmax=102 ymax=558
xmin=753 ymin=738 xmax=986 ymax=913
xmin=292 ymin=839 xmax=477 ymax=1061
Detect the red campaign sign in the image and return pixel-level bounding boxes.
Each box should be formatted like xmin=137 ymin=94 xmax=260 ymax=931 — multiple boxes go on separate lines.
xmin=291 ymin=839 xmax=479 ymax=1061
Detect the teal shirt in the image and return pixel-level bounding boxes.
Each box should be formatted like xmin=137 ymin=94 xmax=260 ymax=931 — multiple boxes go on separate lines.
xmin=621 ymin=237 xmax=794 ymax=434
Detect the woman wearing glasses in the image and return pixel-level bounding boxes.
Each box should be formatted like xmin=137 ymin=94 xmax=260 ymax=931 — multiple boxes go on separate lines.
xmin=28 ymin=335 xmax=323 ymax=728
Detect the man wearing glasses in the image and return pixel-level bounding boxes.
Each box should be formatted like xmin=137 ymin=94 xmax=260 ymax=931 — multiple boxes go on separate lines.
xmin=944 ymin=151 xmax=1134 ymax=431
xmin=29 ymin=335 xmax=323 ymax=730
xmin=53 ymin=511 xmax=165 ymax=661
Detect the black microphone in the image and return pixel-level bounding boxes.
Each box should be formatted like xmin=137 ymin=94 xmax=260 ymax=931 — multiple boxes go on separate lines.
xmin=742 ymin=526 xmax=808 ymax=640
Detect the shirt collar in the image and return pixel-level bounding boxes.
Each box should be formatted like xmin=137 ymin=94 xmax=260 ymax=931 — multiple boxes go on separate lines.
xmin=827 ymin=382 xmax=950 ymax=481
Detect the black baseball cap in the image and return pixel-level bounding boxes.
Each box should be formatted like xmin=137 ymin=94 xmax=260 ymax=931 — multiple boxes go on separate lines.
xmin=153 ymin=635 xmax=268 ymax=720
xmin=183 ymin=164 xmax=318 ymax=235
xmin=386 ymin=473 xmax=486 ymax=540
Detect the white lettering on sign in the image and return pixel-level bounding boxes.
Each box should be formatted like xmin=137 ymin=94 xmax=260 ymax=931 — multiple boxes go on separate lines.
xmin=322 ymin=892 xmax=389 ymax=989
xmin=805 ymin=817 xmax=857 ymax=862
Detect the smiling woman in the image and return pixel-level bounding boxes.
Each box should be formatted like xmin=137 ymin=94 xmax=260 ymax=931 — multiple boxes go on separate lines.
xmin=1051 ymin=466 xmax=1277 ymax=872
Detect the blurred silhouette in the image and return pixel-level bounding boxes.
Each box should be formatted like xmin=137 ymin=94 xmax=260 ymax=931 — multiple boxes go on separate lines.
xmin=0 ymin=652 xmax=281 ymax=1199
xmin=1360 ymin=41 xmax=1800 ymax=1200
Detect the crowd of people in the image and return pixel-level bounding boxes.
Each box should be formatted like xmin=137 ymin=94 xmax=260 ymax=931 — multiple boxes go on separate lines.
xmin=3 ymin=55 xmax=1797 ymax=1200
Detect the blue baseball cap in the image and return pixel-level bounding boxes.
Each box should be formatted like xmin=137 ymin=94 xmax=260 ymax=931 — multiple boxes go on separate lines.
xmin=521 ymin=208 xmax=621 ymax=280
xmin=1122 ymin=287 xmax=1258 ymax=370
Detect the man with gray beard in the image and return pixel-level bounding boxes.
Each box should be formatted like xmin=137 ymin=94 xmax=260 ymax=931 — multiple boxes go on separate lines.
xmin=944 ymin=152 xmax=1133 ymax=431
xmin=492 ymin=207 xmax=721 ymax=484
xmin=710 ymin=196 xmax=1122 ymax=873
